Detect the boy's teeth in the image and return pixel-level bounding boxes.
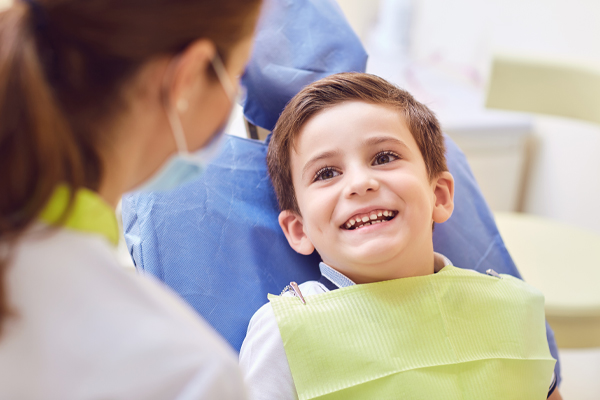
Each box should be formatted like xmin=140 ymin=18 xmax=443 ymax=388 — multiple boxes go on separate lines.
xmin=343 ymin=209 xmax=397 ymax=230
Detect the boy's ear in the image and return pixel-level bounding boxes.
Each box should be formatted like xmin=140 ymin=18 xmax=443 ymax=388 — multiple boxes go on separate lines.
xmin=278 ymin=210 xmax=315 ymax=255
xmin=432 ymin=171 xmax=455 ymax=224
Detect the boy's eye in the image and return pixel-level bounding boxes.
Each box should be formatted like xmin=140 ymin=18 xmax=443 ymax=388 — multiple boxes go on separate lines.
xmin=314 ymin=167 xmax=340 ymax=182
xmin=373 ymin=151 xmax=400 ymax=165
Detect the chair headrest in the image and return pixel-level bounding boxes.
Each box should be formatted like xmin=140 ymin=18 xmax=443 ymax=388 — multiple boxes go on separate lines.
xmin=241 ymin=0 xmax=368 ymax=131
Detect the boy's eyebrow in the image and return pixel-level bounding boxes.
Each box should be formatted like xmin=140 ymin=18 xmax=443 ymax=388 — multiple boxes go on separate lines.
xmin=301 ymin=150 xmax=341 ymax=180
xmin=362 ymin=135 xmax=410 ymax=150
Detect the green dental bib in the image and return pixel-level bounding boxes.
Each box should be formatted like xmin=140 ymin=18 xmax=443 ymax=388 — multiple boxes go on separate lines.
xmin=269 ymin=266 xmax=555 ymax=400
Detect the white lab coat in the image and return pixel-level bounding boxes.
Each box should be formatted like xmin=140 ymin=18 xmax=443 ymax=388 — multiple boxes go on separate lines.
xmin=0 ymin=225 xmax=247 ymax=400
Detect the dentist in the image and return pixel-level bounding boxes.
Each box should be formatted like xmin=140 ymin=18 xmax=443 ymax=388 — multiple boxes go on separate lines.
xmin=0 ymin=0 xmax=261 ymax=398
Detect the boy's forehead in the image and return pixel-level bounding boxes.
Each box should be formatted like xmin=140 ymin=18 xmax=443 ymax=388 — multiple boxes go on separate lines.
xmin=291 ymin=101 xmax=415 ymax=161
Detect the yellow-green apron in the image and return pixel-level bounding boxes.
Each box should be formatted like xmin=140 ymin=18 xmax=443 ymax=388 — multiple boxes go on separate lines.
xmin=269 ymin=266 xmax=556 ymax=400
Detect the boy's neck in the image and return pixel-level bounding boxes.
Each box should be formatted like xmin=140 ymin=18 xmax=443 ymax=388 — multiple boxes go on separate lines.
xmin=324 ymin=248 xmax=445 ymax=284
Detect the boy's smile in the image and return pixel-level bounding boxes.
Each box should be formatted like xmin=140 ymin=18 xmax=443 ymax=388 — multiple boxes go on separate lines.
xmin=278 ymin=101 xmax=454 ymax=284
xmin=341 ymin=209 xmax=397 ymax=230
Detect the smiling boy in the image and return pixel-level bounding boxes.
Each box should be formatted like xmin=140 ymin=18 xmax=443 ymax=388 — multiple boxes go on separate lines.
xmin=239 ymin=73 xmax=556 ymax=400
xmin=270 ymin=81 xmax=453 ymax=285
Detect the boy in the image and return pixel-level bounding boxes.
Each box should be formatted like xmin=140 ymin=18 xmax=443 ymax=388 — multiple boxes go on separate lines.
xmin=239 ymin=73 xmax=557 ymax=400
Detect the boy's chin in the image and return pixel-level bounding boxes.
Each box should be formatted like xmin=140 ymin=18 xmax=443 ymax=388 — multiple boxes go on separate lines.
xmin=343 ymin=238 xmax=408 ymax=261
xmin=335 ymin=251 xmax=404 ymax=273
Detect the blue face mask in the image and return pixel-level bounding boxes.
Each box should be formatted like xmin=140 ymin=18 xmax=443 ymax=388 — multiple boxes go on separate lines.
xmin=134 ymin=54 xmax=237 ymax=193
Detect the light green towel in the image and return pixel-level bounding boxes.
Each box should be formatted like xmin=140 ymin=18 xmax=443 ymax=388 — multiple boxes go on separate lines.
xmin=270 ymin=266 xmax=555 ymax=400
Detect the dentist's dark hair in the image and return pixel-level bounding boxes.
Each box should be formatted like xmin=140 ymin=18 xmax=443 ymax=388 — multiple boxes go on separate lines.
xmin=0 ymin=0 xmax=261 ymax=332
xmin=268 ymin=72 xmax=448 ymax=215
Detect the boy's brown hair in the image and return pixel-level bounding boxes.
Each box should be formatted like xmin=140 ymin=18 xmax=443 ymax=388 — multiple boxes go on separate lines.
xmin=267 ymin=72 xmax=447 ymax=215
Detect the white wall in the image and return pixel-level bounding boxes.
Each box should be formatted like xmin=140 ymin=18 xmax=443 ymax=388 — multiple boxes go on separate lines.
xmin=412 ymin=0 xmax=600 ymax=81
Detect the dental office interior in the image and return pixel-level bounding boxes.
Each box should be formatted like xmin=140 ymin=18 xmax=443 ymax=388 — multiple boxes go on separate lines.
xmin=5 ymin=0 xmax=599 ymax=397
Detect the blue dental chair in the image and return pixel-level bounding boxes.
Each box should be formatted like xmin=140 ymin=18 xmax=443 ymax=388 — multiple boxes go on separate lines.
xmin=121 ymin=0 xmax=561 ymax=385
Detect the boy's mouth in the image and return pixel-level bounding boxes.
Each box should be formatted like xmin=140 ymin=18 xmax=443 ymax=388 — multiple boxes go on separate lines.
xmin=341 ymin=209 xmax=398 ymax=230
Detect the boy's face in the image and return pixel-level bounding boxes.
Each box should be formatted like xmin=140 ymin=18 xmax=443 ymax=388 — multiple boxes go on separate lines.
xmin=279 ymin=101 xmax=454 ymax=283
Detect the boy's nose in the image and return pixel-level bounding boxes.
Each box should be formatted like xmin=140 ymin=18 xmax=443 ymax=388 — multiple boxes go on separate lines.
xmin=344 ymin=168 xmax=380 ymax=197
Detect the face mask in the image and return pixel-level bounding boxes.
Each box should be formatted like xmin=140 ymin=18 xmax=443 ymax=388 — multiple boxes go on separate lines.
xmin=134 ymin=53 xmax=237 ymax=193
